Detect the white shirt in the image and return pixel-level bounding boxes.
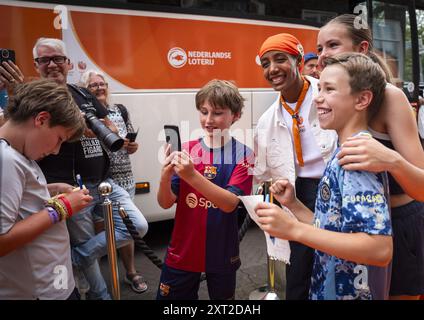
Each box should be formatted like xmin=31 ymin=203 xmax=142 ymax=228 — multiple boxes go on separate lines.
xmin=281 ymin=84 xmax=326 ymax=178
xmin=0 ymin=140 xmax=75 ymax=299
xmin=253 ymin=76 xmax=338 ymax=185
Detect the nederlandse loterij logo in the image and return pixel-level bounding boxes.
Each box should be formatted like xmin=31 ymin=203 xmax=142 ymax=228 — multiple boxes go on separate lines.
xmin=168 ymin=47 xmax=187 ymax=68
xmin=186 ymin=193 xmax=198 ymax=208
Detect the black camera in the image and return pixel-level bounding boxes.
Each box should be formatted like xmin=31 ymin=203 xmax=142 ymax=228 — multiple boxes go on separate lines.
xmin=80 ymin=103 xmax=124 ymax=152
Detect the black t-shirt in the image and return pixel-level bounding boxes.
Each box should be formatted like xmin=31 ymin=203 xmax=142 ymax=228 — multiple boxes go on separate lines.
xmin=38 ymin=84 xmax=110 ymax=185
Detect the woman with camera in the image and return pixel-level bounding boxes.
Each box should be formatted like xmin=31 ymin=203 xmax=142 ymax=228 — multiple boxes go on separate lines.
xmin=81 ymin=69 xmax=148 ymax=294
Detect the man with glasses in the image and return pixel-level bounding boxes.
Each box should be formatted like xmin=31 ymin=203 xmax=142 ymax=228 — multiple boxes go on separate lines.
xmin=34 ymin=38 xmax=148 ymax=300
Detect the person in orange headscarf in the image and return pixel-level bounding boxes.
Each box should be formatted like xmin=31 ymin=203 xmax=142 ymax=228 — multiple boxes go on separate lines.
xmin=253 ymin=33 xmax=338 ymax=300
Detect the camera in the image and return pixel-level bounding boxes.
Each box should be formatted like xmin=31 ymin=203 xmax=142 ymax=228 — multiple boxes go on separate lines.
xmin=80 ymin=103 xmax=124 ymax=152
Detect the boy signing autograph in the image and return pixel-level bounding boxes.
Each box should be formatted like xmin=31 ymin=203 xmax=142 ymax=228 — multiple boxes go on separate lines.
xmin=255 ymin=53 xmax=393 ymax=300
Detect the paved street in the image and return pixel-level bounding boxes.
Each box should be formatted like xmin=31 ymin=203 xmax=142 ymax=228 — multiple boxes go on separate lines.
xmin=99 ymin=219 xmax=287 ymax=300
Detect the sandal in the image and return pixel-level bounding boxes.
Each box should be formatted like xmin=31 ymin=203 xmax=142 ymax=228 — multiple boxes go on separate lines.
xmin=124 ymin=272 xmax=148 ymax=293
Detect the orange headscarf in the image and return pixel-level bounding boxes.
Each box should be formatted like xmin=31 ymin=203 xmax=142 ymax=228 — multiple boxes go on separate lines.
xmin=258 ymin=33 xmax=305 ymax=72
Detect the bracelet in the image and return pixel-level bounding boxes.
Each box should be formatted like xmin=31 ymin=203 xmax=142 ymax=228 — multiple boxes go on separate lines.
xmin=46 ymin=206 xmax=60 ymax=224
xmin=57 ymin=195 xmax=73 ymax=217
xmin=46 ymin=198 xmax=68 ymax=221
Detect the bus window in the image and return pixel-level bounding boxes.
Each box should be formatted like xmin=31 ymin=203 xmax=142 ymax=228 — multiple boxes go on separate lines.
xmin=114 ymin=0 xmax=350 ymax=23
xmin=372 ymin=1 xmax=414 ymax=94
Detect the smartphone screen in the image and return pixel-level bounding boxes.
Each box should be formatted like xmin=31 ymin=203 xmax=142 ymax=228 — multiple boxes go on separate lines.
xmin=126 ymin=129 xmax=138 ymax=142
xmin=164 ymin=125 xmax=181 ymax=153
xmin=0 ymin=49 xmax=16 ymax=64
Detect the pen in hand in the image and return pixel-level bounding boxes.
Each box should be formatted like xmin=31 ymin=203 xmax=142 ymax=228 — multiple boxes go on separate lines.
xmin=265 ymin=194 xmax=276 ymax=244
xmin=76 ymin=174 xmax=83 ymax=190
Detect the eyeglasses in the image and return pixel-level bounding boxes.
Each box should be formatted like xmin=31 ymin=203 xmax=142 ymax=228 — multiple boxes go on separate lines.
xmin=34 ymin=56 xmax=68 ymax=65
xmin=88 ymin=82 xmax=108 ymax=89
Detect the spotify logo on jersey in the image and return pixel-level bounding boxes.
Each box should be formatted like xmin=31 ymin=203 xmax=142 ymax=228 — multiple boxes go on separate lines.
xmin=185 ymin=193 xmax=217 ymax=209
xmin=186 ymin=193 xmax=198 ymax=208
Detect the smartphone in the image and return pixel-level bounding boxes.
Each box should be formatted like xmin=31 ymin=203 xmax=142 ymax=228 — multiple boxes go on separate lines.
xmin=164 ymin=125 xmax=181 ymax=153
xmin=126 ymin=129 xmax=139 ymax=142
xmin=0 ymin=49 xmax=16 ymax=64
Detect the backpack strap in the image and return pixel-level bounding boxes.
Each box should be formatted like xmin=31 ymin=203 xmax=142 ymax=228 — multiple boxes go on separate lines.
xmin=116 ymin=103 xmax=128 ymax=125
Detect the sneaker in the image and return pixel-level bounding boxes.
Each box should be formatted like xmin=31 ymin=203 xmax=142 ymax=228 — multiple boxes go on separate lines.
xmin=124 ymin=272 xmax=148 ymax=293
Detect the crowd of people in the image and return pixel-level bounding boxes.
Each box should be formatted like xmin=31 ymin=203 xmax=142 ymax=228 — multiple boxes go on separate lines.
xmin=0 ymin=13 xmax=423 ymax=300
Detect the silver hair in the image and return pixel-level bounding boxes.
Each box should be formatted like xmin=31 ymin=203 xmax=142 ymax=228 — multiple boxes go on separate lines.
xmin=32 ymin=38 xmax=67 ymax=59
xmin=80 ymin=69 xmax=107 ymax=87
xmin=80 ymin=69 xmax=110 ymax=104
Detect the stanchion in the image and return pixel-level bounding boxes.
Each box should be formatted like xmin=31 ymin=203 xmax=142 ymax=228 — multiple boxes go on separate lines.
xmin=99 ymin=181 xmax=120 ymax=300
xmin=249 ymin=180 xmax=280 ymax=300
xmin=249 ymin=255 xmax=280 ymax=300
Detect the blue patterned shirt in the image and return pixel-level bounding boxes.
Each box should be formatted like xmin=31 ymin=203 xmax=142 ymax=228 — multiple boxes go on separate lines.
xmin=310 ymin=147 xmax=392 ymax=300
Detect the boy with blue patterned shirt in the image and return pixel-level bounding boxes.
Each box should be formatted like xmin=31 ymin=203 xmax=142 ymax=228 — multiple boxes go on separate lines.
xmin=255 ymin=53 xmax=393 ymax=300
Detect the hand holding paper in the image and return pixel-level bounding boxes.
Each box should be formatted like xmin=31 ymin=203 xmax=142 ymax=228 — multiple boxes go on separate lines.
xmin=256 ymin=202 xmax=297 ymax=239
xmin=239 ymin=195 xmax=296 ymax=264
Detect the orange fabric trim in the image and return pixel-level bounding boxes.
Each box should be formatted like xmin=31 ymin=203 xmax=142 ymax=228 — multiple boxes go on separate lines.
xmin=280 ymin=78 xmax=310 ymax=167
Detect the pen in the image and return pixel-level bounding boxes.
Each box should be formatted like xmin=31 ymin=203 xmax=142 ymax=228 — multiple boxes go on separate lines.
xmin=76 ymin=174 xmax=83 ymax=189
xmin=265 ymin=194 xmax=275 ymax=243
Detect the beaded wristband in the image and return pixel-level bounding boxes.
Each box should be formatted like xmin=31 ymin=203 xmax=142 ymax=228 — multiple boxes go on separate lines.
xmin=46 ymin=206 xmax=60 ymax=224
xmin=46 ymin=198 xmax=68 ymax=221
xmin=57 ymin=195 xmax=73 ymax=218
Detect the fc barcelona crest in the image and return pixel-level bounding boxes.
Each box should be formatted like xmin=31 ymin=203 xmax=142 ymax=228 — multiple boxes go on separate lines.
xmin=204 ymin=165 xmax=217 ymax=179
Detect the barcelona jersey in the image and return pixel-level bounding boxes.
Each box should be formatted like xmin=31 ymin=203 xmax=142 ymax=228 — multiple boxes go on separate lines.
xmin=165 ymin=138 xmax=253 ymax=273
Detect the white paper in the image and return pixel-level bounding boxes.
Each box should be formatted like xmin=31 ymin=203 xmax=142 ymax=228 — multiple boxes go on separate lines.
xmin=239 ymin=195 xmax=293 ymax=264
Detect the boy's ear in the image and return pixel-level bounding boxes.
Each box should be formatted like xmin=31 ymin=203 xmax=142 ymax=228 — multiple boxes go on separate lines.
xmin=34 ymin=111 xmax=51 ymax=127
xmin=231 ymin=112 xmax=241 ymax=124
xmin=355 ymin=90 xmax=373 ymax=112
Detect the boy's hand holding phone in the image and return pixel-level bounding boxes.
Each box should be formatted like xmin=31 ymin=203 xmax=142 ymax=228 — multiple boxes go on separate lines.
xmin=171 ymin=150 xmax=196 ymax=181
xmin=160 ymin=144 xmax=176 ymax=182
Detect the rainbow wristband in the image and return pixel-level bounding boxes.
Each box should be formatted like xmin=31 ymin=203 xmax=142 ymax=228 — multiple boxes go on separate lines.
xmin=46 ymin=206 xmax=60 ymax=224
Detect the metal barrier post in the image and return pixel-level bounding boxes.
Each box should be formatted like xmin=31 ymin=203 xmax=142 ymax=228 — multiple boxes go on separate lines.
xmin=99 ymin=181 xmax=120 ymax=300
xmin=249 ymin=180 xmax=280 ymax=300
